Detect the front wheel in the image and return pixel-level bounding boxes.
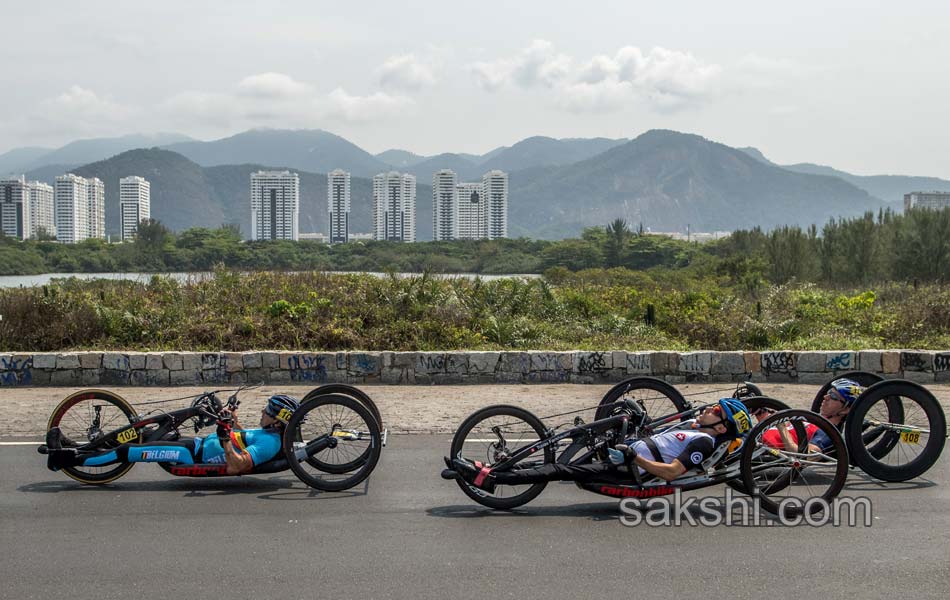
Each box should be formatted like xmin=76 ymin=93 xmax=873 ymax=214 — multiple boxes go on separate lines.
xmin=845 ymin=380 xmax=946 ymax=482
xmin=450 ymin=405 xmax=554 ymax=510
xmin=726 ymin=396 xmax=792 ymax=495
xmin=47 ymin=389 xmax=138 ymax=485
xmin=283 ymin=394 xmax=382 ymax=491
xmin=740 ymin=409 xmax=848 ymax=518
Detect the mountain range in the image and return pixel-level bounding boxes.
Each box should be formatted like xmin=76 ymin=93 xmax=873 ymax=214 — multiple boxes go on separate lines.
xmin=8 ymin=127 xmax=950 ymax=240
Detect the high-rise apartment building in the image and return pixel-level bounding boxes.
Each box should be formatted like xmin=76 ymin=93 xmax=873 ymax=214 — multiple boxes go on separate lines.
xmin=327 ymin=169 xmax=350 ymax=243
xmin=119 ymin=176 xmax=151 ymax=241
xmin=432 ymin=169 xmax=458 ymax=241
xmin=0 ymin=176 xmax=31 ymax=240
xmin=87 ymin=177 xmax=105 ymax=239
xmin=456 ymin=182 xmax=485 ymax=240
xmin=250 ymin=171 xmax=299 ymax=241
xmin=482 ymin=170 xmax=509 ymax=239
xmin=55 ymin=174 xmax=90 ymax=243
xmin=904 ymin=191 xmax=950 ymax=211
xmin=372 ymin=171 xmax=416 ymax=242
xmin=28 ymin=180 xmax=55 ymax=239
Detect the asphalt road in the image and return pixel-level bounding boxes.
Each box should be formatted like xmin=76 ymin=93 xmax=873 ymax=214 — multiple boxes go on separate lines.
xmin=2 ymin=436 xmax=948 ymax=599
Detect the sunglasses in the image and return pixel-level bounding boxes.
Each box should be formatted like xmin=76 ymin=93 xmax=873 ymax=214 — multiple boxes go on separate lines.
xmin=825 ymin=389 xmax=847 ymax=404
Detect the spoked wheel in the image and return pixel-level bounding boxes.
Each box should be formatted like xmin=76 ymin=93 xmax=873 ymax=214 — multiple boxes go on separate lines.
xmin=302 ymin=385 xmax=384 ymax=471
xmin=283 ymin=394 xmax=382 ymax=491
xmin=450 ymin=405 xmax=554 ymax=510
xmin=303 ymin=384 xmax=383 ymax=429
xmin=726 ymin=396 xmax=792 ymax=495
xmin=740 ymin=409 xmax=849 ymax=518
xmin=594 ymin=377 xmax=690 ymax=422
xmin=810 ymin=371 xmax=897 ymax=459
xmin=845 ymin=380 xmax=947 ymax=482
xmin=47 ymin=389 xmax=138 ymax=485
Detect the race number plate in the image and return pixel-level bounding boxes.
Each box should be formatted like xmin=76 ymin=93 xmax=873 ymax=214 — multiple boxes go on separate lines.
xmin=117 ymin=428 xmax=138 ymax=443
xmin=900 ymin=431 xmax=920 ymax=444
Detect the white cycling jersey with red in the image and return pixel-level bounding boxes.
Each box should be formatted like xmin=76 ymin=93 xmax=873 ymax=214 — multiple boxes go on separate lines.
xmin=625 ymin=427 xmax=715 ymax=473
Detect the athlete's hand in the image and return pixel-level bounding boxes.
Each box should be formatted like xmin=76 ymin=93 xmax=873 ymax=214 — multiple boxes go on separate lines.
xmin=216 ymin=421 xmax=232 ymax=443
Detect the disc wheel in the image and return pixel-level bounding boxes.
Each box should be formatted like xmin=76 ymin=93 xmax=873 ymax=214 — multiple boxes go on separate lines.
xmin=726 ymin=396 xmax=792 ymax=495
xmin=450 ymin=405 xmax=554 ymax=510
xmin=845 ymin=380 xmax=947 ymax=482
xmin=594 ymin=377 xmax=690 ymax=423
xmin=47 ymin=389 xmax=138 ymax=485
xmin=740 ymin=409 xmax=848 ymax=518
xmin=283 ymin=394 xmax=382 ymax=491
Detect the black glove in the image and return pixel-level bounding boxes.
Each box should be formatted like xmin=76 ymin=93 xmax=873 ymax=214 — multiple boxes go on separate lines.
xmin=216 ymin=421 xmax=232 ymax=444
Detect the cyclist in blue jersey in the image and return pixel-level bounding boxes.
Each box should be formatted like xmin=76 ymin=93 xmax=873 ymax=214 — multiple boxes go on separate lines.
xmin=46 ymin=395 xmax=299 ymax=475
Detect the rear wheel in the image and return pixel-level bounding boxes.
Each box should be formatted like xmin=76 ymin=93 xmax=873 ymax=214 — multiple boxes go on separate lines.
xmin=283 ymin=394 xmax=382 ymax=491
xmin=845 ymin=380 xmax=946 ymax=482
xmin=741 ymin=409 xmax=848 ymax=518
xmin=450 ymin=405 xmax=554 ymax=510
xmin=594 ymin=377 xmax=689 ymax=423
xmin=47 ymin=389 xmax=137 ymax=485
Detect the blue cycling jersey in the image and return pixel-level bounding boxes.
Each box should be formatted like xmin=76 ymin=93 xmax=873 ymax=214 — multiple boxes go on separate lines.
xmin=199 ymin=428 xmax=282 ymax=466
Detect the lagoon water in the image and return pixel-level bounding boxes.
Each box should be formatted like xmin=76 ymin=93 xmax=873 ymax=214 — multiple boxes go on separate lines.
xmin=0 ymin=271 xmax=539 ymax=288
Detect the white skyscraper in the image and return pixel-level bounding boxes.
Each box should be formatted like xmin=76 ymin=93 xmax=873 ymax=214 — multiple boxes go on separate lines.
xmin=0 ymin=176 xmax=31 ymax=240
xmin=327 ymin=169 xmax=350 ymax=243
xmin=119 ymin=176 xmax=151 ymax=241
xmin=250 ymin=171 xmax=299 ymax=241
xmin=482 ymin=170 xmax=509 ymax=239
xmin=456 ymin=182 xmax=486 ymax=240
xmin=372 ymin=171 xmax=416 ymax=242
xmin=87 ymin=177 xmax=105 ymax=239
xmin=28 ymin=180 xmax=55 ymax=239
xmin=55 ymin=174 xmax=90 ymax=243
xmin=432 ymin=169 xmax=458 ymax=241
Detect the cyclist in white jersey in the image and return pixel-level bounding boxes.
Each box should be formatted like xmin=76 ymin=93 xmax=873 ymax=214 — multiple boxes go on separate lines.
xmin=451 ymin=398 xmax=752 ymax=492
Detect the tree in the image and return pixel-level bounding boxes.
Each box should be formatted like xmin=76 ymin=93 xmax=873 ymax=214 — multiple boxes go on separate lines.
xmin=604 ymin=218 xmax=631 ymax=267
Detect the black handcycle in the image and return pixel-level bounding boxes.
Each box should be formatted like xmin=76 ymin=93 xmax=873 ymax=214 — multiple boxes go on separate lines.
xmin=593 ymin=373 xmax=947 ymax=482
xmin=37 ymin=386 xmax=384 ymax=491
xmin=443 ymin=394 xmax=849 ymax=517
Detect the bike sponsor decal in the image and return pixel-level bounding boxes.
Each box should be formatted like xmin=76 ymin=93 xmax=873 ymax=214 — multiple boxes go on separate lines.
xmin=141 ymin=449 xmax=184 ymax=461
xmin=168 ymin=465 xmax=228 ymax=476
xmin=116 ymin=428 xmax=138 ymax=443
xmin=597 ymin=485 xmax=675 ymax=498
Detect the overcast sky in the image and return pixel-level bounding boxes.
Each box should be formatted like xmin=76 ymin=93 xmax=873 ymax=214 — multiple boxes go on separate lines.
xmin=2 ymin=0 xmax=948 ymax=177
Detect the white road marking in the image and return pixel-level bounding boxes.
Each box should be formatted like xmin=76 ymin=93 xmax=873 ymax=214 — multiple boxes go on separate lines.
xmin=0 ymin=441 xmax=42 ymax=446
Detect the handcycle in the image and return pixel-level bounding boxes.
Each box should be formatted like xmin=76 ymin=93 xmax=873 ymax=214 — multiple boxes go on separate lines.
xmin=442 ymin=393 xmax=849 ymax=517
xmin=593 ymin=373 xmax=947 ymax=482
xmin=37 ymin=385 xmax=385 ymax=491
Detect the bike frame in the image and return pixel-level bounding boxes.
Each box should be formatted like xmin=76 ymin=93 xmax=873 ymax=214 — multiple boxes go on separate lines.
xmin=483 ymin=403 xmax=785 ymax=499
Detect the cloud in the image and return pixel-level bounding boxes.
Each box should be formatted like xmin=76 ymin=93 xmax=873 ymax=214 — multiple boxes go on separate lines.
xmin=237 ymin=72 xmax=312 ymax=98
xmin=0 ymin=86 xmax=138 ymax=143
xmin=472 ymin=40 xmax=572 ymax=91
xmin=470 ymin=41 xmax=721 ymax=113
xmin=377 ymin=54 xmax=437 ymax=91
xmin=326 ymin=88 xmax=414 ymax=121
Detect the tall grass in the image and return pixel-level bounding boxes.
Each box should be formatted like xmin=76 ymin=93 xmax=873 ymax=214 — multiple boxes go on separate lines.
xmin=1 ymin=268 xmax=947 ymax=351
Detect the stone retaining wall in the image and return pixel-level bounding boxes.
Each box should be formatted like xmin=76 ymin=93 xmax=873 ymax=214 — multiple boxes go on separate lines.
xmin=1 ymin=350 xmax=949 ymax=387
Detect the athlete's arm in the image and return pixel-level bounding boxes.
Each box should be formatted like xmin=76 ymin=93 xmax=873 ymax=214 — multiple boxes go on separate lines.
xmin=632 ymin=455 xmax=688 ymax=481
xmin=221 ymin=438 xmax=253 ymax=475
